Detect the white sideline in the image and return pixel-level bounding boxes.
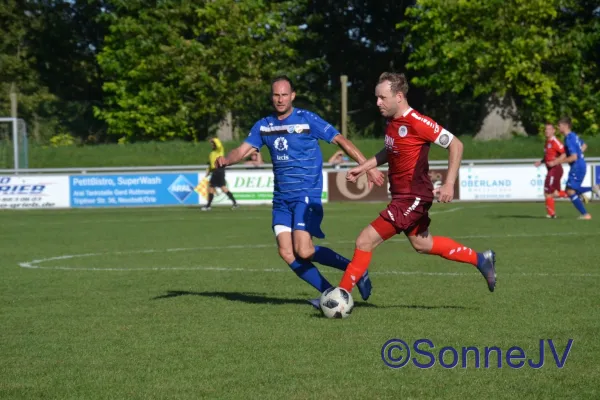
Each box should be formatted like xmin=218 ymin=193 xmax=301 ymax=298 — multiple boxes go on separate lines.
xmin=17 ymin=230 xmax=600 ymax=277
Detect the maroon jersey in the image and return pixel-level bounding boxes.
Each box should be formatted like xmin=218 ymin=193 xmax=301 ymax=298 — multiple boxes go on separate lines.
xmin=384 ymin=108 xmax=453 ymax=202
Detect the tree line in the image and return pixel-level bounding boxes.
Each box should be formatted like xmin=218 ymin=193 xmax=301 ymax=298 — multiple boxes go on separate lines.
xmin=1 ymin=0 xmax=599 ymax=144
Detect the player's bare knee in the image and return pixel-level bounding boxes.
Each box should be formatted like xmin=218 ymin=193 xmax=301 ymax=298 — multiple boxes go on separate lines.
xmin=278 ymin=247 xmax=295 ymax=264
xmin=412 ymin=243 xmax=429 ymax=254
xmin=294 ymin=245 xmax=315 ymax=261
xmin=355 ymin=234 xmax=374 ymax=252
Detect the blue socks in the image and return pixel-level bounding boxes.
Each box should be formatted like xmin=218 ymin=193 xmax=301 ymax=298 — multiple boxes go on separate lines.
xmin=312 ymin=246 xmax=350 ymax=271
xmin=288 ymin=259 xmax=332 ymax=292
xmin=570 ymin=194 xmax=588 ymax=215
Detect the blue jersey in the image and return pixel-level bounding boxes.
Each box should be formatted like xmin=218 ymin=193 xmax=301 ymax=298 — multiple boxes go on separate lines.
xmin=564 ymin=132 xmax=586 ymax=172
xmin=245 ymin=108 xmax=339 ymax=201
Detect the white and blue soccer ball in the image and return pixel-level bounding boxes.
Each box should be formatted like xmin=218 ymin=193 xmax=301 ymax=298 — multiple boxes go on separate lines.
xmin=320 ymin=287 xmax=354 ymax=319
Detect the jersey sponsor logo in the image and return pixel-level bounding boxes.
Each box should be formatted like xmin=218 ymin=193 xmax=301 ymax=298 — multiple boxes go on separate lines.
xmin=276 ymin=155 xmax=289 ymax=161
xmin=385 ymin=135 xmax=395 ymax=151
xmin=398 ymin=125 xmax=408 ymax=137
xmin=287 ymin=125 xmax=295 ymax=133
xmin=274 ymin=137 xmax=288 ymax=151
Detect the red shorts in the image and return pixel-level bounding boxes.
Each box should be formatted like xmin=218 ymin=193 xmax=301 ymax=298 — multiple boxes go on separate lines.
xmin=370 ymin=196 xmax=432 ymax=240
xmin=544 ymin=165 xmax=563 ymax=194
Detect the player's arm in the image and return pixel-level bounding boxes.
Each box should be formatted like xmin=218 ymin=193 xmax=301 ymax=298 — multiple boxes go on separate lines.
xmin=331 ymin=135 xmax=368 ymax=164
xmin=332 ymin=135 xmax=384 ymax=186
xmin=547 ymin=153 xmax=566 ymax=167
xmin=216 ymin=142 xmax=254 ymax=168
xmin=440 ymin=137 xmax=463 ymax=202
xmin=556 ymin=139 xmax=578 ymax=164
xmin=346 ymin=148 xmax=387 ymax=184
xmin=581 ymin=143 xmax=588 ymax=152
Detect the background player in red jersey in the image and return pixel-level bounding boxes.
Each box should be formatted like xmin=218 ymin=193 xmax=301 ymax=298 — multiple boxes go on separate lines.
xmin=338 ymin=72 xmax=496 ymax=295
xmin=534 ymin=123 xmax=566 ymax=218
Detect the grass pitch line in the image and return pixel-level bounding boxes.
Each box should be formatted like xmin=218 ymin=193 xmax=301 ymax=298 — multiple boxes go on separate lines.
xmin=18 ymin=230 xmax=600 ymax=276
xmin=16 ymin=262 xmax=600 ymax=278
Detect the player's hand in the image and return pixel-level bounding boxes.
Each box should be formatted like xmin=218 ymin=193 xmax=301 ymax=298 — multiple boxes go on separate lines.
xmin=366 ymin=168 xmax=385 ymax=188
xmin=346 ymin=166 xmax=365 ymax=184
xmin=434 ymin=183 xmax=454 ymax=203
xmin=215 ymin=156 xmax=228 ymax=168
xmin=534 ymin=161 xmax=542 ymax=167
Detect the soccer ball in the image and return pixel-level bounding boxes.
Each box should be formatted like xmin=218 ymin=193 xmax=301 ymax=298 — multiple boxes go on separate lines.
xmin=319 ymin=287 xmax=354 ymax=318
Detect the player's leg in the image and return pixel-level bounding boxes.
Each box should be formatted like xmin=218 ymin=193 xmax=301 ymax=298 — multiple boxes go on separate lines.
xmin=405 ymin=225 xmax=497 ymax=292
xmin=201 ymin=186 xmax=216 ymax=210
xmin=272 ymin=202 xmax=333 ymax=303
xmin=545 ymin=193 xmax=556 ymax=218
xmin=566 ymin=173 xmax=591 ymax=219
xmin=220 ymin=186 xmax=238 ymax=209
xmin=338 ymin=215 xmax=395 ymax=293
xmin=290 ymin=199 xmax=372 ymax=300
xmin=544 ymin=170 xmax=558 ymax=218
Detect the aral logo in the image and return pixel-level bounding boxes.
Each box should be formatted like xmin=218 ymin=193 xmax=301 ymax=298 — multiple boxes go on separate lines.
xmin=168 ymin=175 xmax=194 ymax=203
xmin=274 ymin=137 xmax=288 ymax=151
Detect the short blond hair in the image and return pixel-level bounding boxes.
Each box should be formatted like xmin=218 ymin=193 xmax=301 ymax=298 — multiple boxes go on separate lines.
xmin=378 ymin=72 xmax=409 ymax=95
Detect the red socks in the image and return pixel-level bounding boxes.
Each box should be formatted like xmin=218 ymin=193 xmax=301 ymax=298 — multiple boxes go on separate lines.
xmin=545 ymin=197 xmax=555 ymax=216
xmin=339 ymin=249 xmax=372 ymax=292
xmin=429 ymin=236 xmax=478 ymax=266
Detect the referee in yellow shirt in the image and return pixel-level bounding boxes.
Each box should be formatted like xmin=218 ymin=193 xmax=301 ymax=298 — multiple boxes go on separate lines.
xmin=201 ymin=138 xmax=238 ymax=210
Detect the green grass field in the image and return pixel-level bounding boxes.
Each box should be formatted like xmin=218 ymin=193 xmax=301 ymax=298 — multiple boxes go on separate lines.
xmin=2 ymin=202 xmax=600 ymax=399
xmin=3 ymin=135 xmax=600 ymax=169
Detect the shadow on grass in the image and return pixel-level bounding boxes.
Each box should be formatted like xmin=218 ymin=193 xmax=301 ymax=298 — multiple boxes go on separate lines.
xmin=153 ymin=290 xmax=472 ymax=310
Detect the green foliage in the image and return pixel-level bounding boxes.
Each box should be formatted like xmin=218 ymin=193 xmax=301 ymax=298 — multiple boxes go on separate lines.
xmin=13 ymin=135 xmax=600 ymax=169
xmin=400 ymin=0 xmax=600 ymax=135
xmin=0 ymin=0 xmax=58 ymax=142
xmin=49 ymin=133 xmax=76 ymax=147
xmin=96 ymin=0 xmax=312 ymax=141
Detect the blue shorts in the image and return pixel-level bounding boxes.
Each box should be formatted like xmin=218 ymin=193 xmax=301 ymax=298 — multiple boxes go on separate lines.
xmin=566 ymin=169 xmax=586 ymax=192
xmin=272 ymin=197 xmax=325 ymax=238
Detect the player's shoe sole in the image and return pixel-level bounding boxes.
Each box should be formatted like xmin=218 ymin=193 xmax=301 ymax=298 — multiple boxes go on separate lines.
xmin=356 ymin=271 xmax=372 ymax=301
xmin=307 ymin=298 xmax=320 ymax=310
xmin=476 ymin=250 xmax=497 ymax=292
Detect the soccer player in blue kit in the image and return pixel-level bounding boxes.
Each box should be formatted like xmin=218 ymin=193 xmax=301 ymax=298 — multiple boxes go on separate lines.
xmin=555 ymin=116 xmax=600 ymax=219
xmin=216 ymin=76 xmax=385 ymax=307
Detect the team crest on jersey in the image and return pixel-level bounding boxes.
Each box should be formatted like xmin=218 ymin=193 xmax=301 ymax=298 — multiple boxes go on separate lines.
xmin=294 ymin=124 xmax=303 ymax=133
xmin=274 ymin=137 xmax=288 ymax=151
xmin=548 ymin=143 xmax=552 ymax=148
xmin=398 ymin=125 xmax=408 ymax=137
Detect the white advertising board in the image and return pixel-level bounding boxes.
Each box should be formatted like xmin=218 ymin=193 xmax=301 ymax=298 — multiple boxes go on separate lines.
xmin=195 ymin=170 xmax=329 ymax=205
xmin=0 ymin=175 xmax=70 ymax=209
xmin=459 ymin=165 xmax=593 ymax=200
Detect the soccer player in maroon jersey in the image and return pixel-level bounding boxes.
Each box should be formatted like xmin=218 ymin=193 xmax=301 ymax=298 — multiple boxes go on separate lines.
xmin=338 ymin=72 xmax=496 ymax=294
xmin=534 ymin=123 xmax=566 ymax=218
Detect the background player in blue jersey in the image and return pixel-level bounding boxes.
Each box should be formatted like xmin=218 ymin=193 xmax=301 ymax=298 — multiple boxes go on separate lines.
xmin=216 ymin=75 xmax=385 ymax=307
xmin=555 ymin=117 xmax=600 ymax=220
